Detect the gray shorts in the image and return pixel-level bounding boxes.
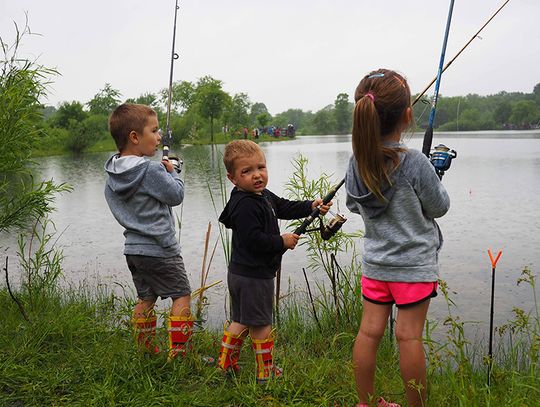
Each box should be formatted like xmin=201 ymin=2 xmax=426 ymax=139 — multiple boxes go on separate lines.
xmin=228 ymin=272 xmax=274 ymax=326
xmin=126 ymin=254 xmax=191 ymax=301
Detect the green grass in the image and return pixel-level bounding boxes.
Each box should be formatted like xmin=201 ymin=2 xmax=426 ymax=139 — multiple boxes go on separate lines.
xmin=1 ymin=277 xmax=538 ymax=406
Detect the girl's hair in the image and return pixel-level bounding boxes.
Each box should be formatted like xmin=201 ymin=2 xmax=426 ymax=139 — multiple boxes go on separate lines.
xmin=109 ymin=103 xmax=157 ymax=152
xmin=352 ymin=68 xmax=411 ymax=201
xmin=223 ymin=140 xmax=264 ymax=173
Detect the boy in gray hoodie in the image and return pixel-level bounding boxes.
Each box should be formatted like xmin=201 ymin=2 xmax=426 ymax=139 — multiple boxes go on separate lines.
xmin=104 ymin=103 xmax=191 ymax=359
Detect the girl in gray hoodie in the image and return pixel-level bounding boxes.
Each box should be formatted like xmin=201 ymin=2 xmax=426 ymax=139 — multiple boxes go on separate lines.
xmin=345 ymin=69 xmax=449 ymax=407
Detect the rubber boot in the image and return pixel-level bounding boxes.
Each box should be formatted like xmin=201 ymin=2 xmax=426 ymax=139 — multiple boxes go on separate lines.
xmin=252 ymin=335 xmax=283 ymax=384
xmin=167 ymin=315 xmax=194 ymax=360
xmin=133 ymin=315 xmax=159 ymax=354
xmin=217 ymin=329 xmax=245 ymax=374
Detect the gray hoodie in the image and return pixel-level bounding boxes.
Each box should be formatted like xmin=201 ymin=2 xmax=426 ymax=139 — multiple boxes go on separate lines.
xmin=345 ymin=145 xmax=450 ymax=282
xmin=104 ymin=154 xmax=184 ymax=257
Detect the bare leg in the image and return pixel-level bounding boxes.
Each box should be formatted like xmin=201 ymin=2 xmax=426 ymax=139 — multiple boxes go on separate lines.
xmin=353 ymin=301 xmax=392 ymax=404
xmin=395 ymin=300 xmax=430 ymax=407
xmin=249 ymin=325 xmax=272 ymax=340
xmin=170 ymin=295 xmax=191 ymax=317
xmin=133 ymin=299 xmax=156 ymax=319
xmin=227 ymin=322 xmax=248 ymax=337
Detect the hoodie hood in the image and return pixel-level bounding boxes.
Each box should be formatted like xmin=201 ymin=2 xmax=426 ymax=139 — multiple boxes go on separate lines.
xmin=345 ymin=148 xmax=405 ymax=219
xmin=219 ymin=187 xmax=259 ymax=228
xmin=104 ymin=154 xmax=150 ymax=201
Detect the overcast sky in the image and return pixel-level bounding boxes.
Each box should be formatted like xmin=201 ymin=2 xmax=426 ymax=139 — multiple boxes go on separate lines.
xmin=1 ymin=0 xmax=539 ymax=115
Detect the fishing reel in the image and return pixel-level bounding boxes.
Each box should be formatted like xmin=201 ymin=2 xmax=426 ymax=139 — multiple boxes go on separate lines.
xmin=168 ymin=155 xmax=183 ymax=174
xmin=305 ymin=211 xmax=347 ymax=241
xmin=162 ymin=142 xmax=183 ymax=174
xmin=429 ymin=144 xmax=457 ymax=178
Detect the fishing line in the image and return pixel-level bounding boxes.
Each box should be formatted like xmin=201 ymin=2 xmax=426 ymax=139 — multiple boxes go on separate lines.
xmin=412 ymin=0 xmax=511 ymax=107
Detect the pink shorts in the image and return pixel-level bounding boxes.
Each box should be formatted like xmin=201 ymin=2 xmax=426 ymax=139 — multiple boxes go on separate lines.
xmin=361 ymin=275 xmax=438 ymax=308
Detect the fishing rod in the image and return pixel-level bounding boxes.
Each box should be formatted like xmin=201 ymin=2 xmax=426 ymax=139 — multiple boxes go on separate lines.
xmin=417 ymin=0 xmax=512 ymax=178
xmin=412 ymin=0 xmax=511 ymax=107
xmin=163 ymin=0 xmax=182 ymax=173
xmin=420 ymin=0 xmax=457 ymax=179
xmin=422 ymin=0 xmax=455 ymax=158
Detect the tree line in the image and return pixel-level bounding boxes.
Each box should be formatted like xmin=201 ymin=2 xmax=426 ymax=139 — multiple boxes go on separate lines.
xmin=35 ymin=77 xmax=540 ymax=154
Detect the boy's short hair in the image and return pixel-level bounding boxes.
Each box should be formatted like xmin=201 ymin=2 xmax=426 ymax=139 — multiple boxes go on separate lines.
xmin=109 ymin=103 xmax=157 ymax=152
xmin=223 ymin=140 xmax=264 ymax=173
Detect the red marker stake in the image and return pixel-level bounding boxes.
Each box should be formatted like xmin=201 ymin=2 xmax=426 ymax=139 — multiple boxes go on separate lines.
xmin=487 ymin=248 xmax=502 ymax=386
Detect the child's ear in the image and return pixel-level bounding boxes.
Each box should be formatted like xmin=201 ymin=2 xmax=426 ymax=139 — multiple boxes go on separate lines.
xmin=128 ymin=130 xmax=139 ymax=145
xmin=226 ymin=172 xmax=236 ymax=185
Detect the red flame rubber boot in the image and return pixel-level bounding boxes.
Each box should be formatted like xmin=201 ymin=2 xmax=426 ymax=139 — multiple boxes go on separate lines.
xmin=217 ymin=329 xmax=245 ymax=374
xmin=167 ymin=315 xmax=194 ymax=360
xmin=252 ymin=335 xmax=283 ymax=384
xmin=133 ymin=315 xmax=159 ymax=354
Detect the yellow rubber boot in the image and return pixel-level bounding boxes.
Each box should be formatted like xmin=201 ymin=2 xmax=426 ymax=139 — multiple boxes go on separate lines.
xmin=252 ymin=335 xmax=283 ymax=384
xmin=217 ymin=329 xmax=245 ymax=373
xmin=167 ymin=315 xmax=194 ymax=360
xmin=133 ymin=315 xmax=159 ymax=354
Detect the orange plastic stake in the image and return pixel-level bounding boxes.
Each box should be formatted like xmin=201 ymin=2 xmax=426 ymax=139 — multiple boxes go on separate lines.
xmin=487 ymin=248 xmax=502 ymax=386
xmin=488 ymin=249 xmax=502 ymax=269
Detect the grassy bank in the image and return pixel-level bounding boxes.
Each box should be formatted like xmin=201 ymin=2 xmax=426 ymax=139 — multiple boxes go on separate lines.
xmin=31 ymin=133 xmax=294 ymax=158
xmin=1 ymin=270 xmax=538 ymax=406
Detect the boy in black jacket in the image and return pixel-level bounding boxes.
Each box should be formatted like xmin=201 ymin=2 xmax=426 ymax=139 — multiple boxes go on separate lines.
xmin=217 ymin=140 xmax=331 ymax=383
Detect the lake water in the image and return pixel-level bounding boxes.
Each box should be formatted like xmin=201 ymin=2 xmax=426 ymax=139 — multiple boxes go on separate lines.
xmin=1 ymin=131 xmax=539 ymax=337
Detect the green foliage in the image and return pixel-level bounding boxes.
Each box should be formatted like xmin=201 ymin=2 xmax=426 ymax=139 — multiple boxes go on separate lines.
xmin=273 ymin=108 xmax=314 ymax=131
xmin=226 ymin=92 xmax=251 ymax=131
xmin=256 ymin=112 xmax=271 ymax=128
xmin=126 ymin=92 xmax=160 ymax=109
xmin=86 ymin=83 xmax=121 ymax=115
xmin=417 ymin=91 xmax=540 ymax=131
xmin=195 ymin=77 xmax=231 ymax=143
xmin=64 ymin=114 xmax=109 ymax=154
xmin=284 ymin=155 xmax=363 ymax=327
xmin=48 ymin=100 xmax=88 ymax=128
xmin=20 ymin=69 xmax=540 ymax=155
xmin=312 ymin=107 xmax=336 ymax=134
xmin=0 ymin=22 xmax=70 ymax=234
xmin=334 ymin=93 xmax=352 ymax=134
xmin=249 ymin=102 xmax=270 ymax=125
xmin=510 ymin=100 xmax=539 ymax=126
xmin=165 ymin=80 xmax=196 ymax=112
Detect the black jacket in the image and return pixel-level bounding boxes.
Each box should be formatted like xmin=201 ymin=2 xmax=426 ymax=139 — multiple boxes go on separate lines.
xmin=219 ymin=188 xmax=313 ymax=279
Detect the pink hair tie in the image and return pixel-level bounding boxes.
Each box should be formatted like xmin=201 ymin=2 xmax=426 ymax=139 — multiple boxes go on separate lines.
xmin=365 ymin=92 xmax=375 ymax=102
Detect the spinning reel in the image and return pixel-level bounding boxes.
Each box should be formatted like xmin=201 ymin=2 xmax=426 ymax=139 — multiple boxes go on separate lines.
xmin=304 ymin=210 xmax=347 ymax=241
xmin=429 ymin=143 xmax=457 ymax=178
xmin=168 ymin=155 xmax=183 ymax=174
